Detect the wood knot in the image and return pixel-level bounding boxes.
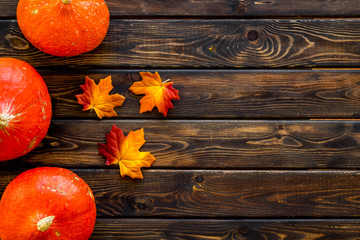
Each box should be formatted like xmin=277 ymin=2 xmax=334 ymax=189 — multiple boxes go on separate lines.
xmin=137 ymin=203 xmax=146 ymax=210
xmin=129 ymin=72 xmax=141 ymax=82
xmin=133 ymin=197 xmax=154 ymax=212
xmin=247 ymin=30 xmax=259 ymax=41
xmin=239 ymin=225 xmax=249 ymax=235
xmin=195 ymin=175 xmax=204 ymax=183
xmin=236 ymin=3 xmax=246 ymax=15
xmin=5 ymin=34 xmax=30 ymax=50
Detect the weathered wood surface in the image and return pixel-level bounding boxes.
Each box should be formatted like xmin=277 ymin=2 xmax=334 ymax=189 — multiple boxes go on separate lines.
xmin=2 ymin=170 xmax=360 ymax=217
xmin=91 ymin=219 xmax=360 ymax=240
xmin=2 ymin=120 xmax=360 ymax=170
xmin=2 ymin=19 xmax=360 ymax=68
xmin=37 ymin=69 xmax=360 ymax=119
xmin=1 ymin=0 xmax=360 ymax=18
xmin=1 ymin=0 xmax=360 ymax=238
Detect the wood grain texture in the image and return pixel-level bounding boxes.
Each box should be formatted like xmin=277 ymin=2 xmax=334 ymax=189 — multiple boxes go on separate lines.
xmin=2 ymin=19 xmax=360 ymax=68
xmin=2 ymin=120 xmax=360 ymax=170
xmin=2 ymin=170 xmax=360 ymax=217
xmin=1 ymin=0 xmax=360 ymax=18
xmin=91 ymin=219 xmax=360 ymax=240
xmin=0 ymin=1 xmax=14 ymax=18
xmin=36 ymin=69 xmax=360 ymax=119
xmin=1 ymin=0 xmax=360 ymax=237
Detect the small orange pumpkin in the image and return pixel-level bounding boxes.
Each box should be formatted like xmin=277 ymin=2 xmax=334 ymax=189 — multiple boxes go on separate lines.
xmin=17 ymin=0 xmax=110 ymax=57
xmin=0 ymin=167 xmax=97 ymax=239
xmin=0 ymin=58 xmax=52 ymax=161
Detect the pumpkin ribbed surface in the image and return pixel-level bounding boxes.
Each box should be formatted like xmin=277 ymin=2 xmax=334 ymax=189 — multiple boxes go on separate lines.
xmin=0 ymin=167 xmax=96 ymax=239
xmin=17 ymin=0 xmax=110 ymax=57
xmin=0 ymin=58 xmax=52 ymax=161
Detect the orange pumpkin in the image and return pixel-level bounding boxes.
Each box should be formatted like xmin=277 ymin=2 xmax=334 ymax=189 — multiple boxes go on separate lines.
xmin=17 ymin=0 xmax=110 ymax=57
xmin=0 ymin=167 xmax=96 ymax=239
xmin=0 ymin=58 xmax=52 ymax=161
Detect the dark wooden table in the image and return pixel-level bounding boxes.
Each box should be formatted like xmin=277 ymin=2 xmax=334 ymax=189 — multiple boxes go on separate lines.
xmin=2 ymin=0 xmax=360 ymax=239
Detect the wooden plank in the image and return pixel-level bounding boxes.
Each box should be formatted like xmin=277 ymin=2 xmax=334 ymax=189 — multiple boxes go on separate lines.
xmin=35 ymin=70 xmax=360 ymax=118
xmin=2 ymin=119 xmax=360 ymax=169
xmin=1 ymin=0 xmax=360 ymax=18
xmin=0 ymin=1 xmax=14 ymax=18
xmin=2 ymin=19 xmax=360 ymax=68
xmin=2 ymin=170 xmax=360 ymax=217
xmin=91 ymin=219 xmax=360 ymax=239
xmin=2 ymin=120 xmax=360 ymax=170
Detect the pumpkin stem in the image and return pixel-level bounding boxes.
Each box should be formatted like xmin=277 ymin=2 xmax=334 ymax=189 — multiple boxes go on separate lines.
xmin=37 ymin=216 xmax=55 ymax=232
xmin=62 ymin=0 xmax=71 ymax=4
xmin=0 ymin=114 xmax=10 ymax=130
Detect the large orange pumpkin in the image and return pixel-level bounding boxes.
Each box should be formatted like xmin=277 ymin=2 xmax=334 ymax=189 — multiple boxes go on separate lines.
xmin=0 ymin=167 xmax=97 ymax=239
xmin=0 ymin=58 xmax=52 ymax=161
xmin=17 ymin=0 xmax=110 ymax=57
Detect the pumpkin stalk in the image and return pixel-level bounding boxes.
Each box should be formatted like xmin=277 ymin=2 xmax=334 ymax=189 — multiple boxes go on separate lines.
xmin=0 ymin=114 xmax=10 ymax=129
xmin=37 ymin=216 xmax=55 ymax=232
xmin=62 ymin=0 xmax=71 ymax=4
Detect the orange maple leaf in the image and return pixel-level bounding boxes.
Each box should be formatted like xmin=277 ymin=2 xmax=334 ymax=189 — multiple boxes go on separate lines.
xmin=76 ymin=76 xmax=125 ymax=119
xmin=129 ymin=72 xmax=180 ymax=117
xmin=98 ymin=125 xmax=156 ymax=179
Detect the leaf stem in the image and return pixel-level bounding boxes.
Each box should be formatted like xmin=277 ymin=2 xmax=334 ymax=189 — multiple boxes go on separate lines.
xmin=162 ymin=79 xmax=171 ymax=84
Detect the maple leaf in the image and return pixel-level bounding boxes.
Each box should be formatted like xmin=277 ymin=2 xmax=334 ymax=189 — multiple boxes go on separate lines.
xmin=76 ymin=76 xmax=125 ymax=119
xmin=129 ymin=72 xmax=180 ymax=117
xmin=98 ymin=125 xmax=156 ymax=179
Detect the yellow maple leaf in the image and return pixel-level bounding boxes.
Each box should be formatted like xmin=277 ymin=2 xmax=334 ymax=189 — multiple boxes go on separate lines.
xmin=98 ymin=125 xmax=156 ymax=179
xmin=129 ymin=72 xmax=180 ymax=117
xmin=76 ymin=76 xmax=125 ymax=119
